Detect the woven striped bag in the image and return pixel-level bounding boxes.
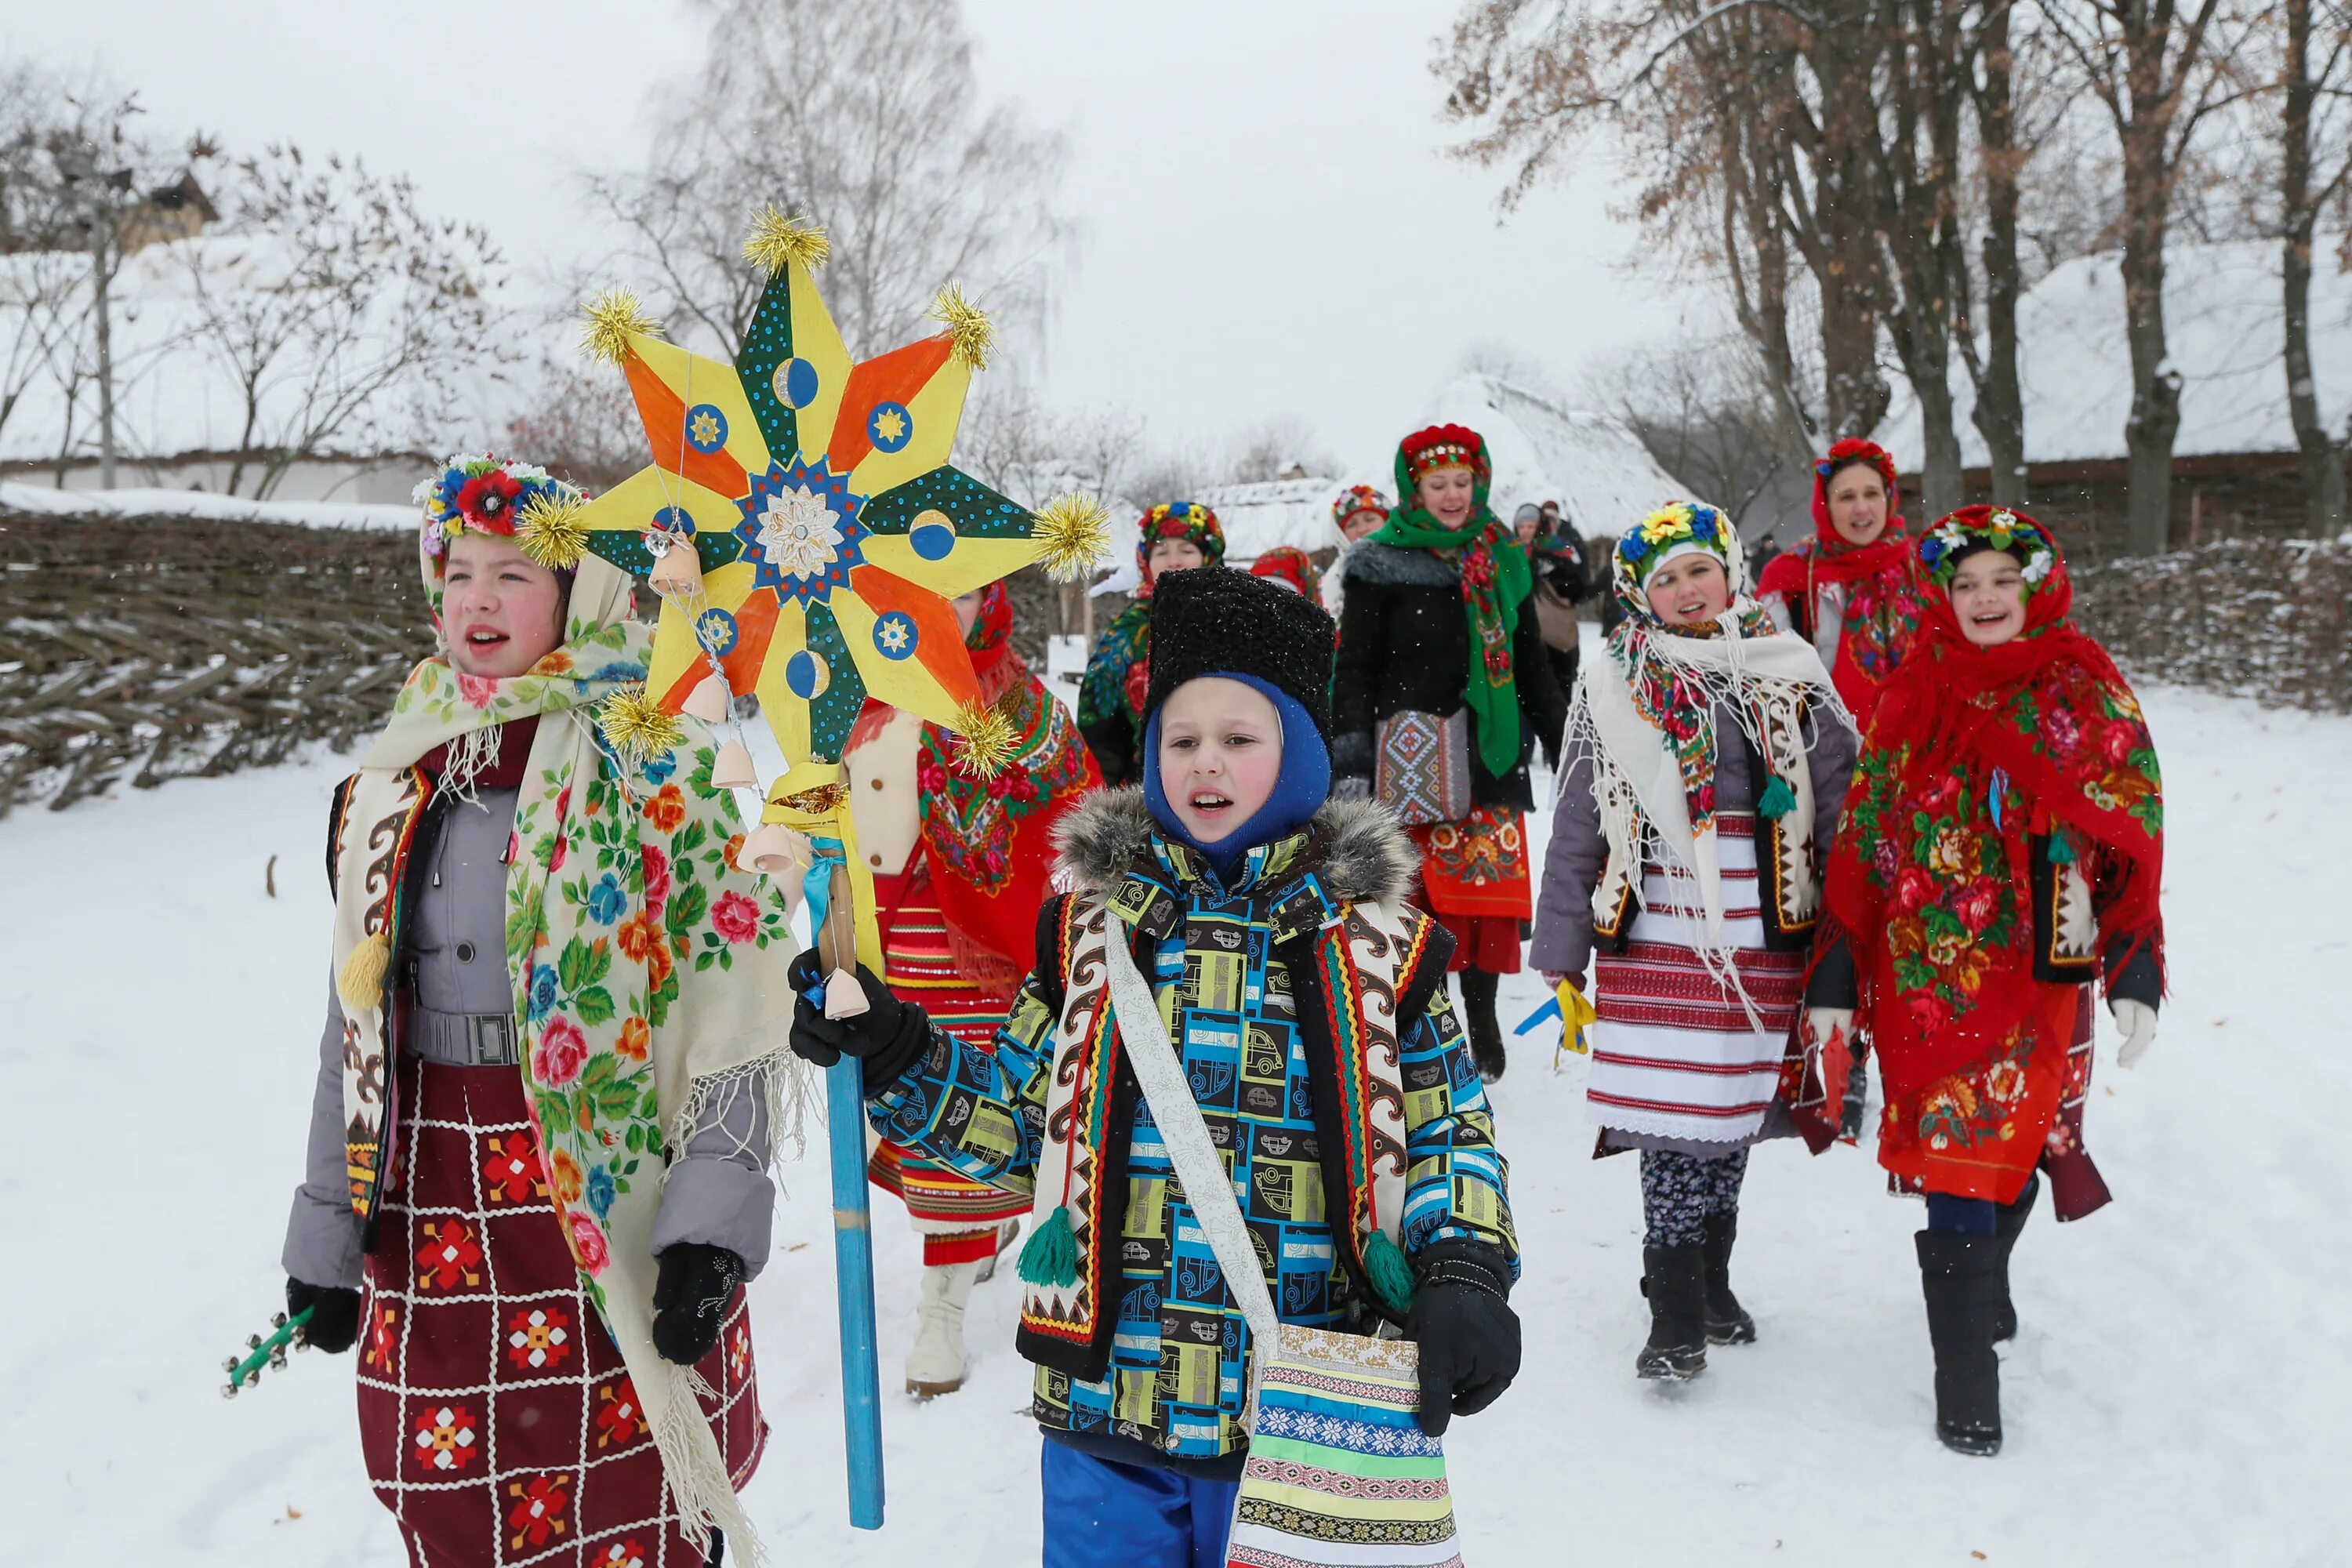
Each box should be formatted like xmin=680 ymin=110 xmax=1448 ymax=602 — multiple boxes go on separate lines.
xmin=1103 ymin=927 xmax=1465 ymax=1568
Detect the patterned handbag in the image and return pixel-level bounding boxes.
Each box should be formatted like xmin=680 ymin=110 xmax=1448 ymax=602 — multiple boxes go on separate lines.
xmin=1102 ymin=931 xmax=1465 ymax=1568
xmin=1374 ymin=709 xmax=1474 ymax=826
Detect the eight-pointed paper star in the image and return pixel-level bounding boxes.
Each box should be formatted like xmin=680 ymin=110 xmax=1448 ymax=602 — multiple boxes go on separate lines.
xmin=570 ymin=227 xmax=1056 ymax=766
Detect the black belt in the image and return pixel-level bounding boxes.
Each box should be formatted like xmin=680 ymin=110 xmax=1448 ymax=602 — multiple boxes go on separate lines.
xmin=408 ymin=1005 xmax=520 ymax=1067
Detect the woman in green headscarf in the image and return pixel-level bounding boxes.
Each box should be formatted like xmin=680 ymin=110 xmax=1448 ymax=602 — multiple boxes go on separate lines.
xmin=1331 ymin=423 xmax=1566 ymax=1080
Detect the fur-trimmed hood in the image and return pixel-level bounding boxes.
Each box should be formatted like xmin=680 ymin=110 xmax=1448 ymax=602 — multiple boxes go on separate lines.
xmin=1051 ymin=786 xmax=1418 ymax=906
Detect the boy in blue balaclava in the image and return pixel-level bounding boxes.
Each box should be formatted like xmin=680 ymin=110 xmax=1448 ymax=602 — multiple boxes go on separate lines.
xmin=791 ymin=568 xmax=1522 ymax=1568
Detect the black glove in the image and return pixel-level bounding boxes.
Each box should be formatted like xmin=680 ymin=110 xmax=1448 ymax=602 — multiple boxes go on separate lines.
xmin=1406 ymin=1240 xmax=1519 ymax=1437
xmin=287 ymin=1276 xmax=361 ymax=1354
xmin=787 ymin=951 xmax=927 ymax=1083
xmin=652 ymin=1242 xmax=747 ymax=1365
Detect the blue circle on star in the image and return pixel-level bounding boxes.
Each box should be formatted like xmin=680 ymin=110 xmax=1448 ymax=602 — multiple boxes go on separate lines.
xmin=870 ymin=612 xmax=920 ymax=661
xmin=784 ymin=649 xmax=830 ymax=699
xmin=652 ymin=505 xmax=695 ymax=533
xmin=867 ymin=401 xmax=913 ymax=453
xmin=694 ymin=608 xmax=740 ymax=657
xmin=684 ymin=405 xmax=729 ymax=453
xmin=775 ymin=358 xmax=820 ymax=410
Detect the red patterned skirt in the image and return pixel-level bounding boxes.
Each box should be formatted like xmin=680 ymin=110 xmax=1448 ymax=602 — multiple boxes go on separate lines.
xmin=356 ymin=1052 xmax=764 ymax=1567
xmin=866 ymin=864 xmax=1029 ymax=1266
xmin=1411 ymin=805 xmax=1531 ymax=974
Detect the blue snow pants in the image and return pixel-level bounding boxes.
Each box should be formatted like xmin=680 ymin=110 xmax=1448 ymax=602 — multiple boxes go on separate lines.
xmin=1040 ymin=1440 xmax=1240 ymax=1568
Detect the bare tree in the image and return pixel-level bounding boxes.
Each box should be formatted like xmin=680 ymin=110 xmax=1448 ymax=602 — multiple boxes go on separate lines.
xmin=168 ymin=144 xmax=503 ymax=497
xmin=1592 ymin=336 xmax=1796 ymax=528
xmin=583 ymin=0 xmax=1073 ymax=361
xmin=2037 ymin=0 xmax=2266 ymax=554
xmin=2280 ymin=0 xmax=2352 ymax=532
xmin=1227 ymin=418 xmax=1341 ymax=484
xmin=506 ymin=356 xmax=648 ymax=495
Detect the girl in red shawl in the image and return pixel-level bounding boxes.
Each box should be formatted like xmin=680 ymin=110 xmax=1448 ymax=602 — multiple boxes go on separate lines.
xmin=1798 ymin=506 xmax=2164 ymax=1458
xmin=846 ymin=582 xmax=1101 ymax=1397
xmin=1755 ymin=438 xmax=1933 ymax=731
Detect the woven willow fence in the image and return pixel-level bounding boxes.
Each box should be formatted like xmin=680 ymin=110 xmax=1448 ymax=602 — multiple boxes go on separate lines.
xmin=2071 ymin=535 xmax=2351 ymax=714
xmin=0 ymin=508 xmax=426 ymax=816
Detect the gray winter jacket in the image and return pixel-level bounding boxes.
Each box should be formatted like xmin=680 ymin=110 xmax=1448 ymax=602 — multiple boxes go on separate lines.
xmin=1529 ymin=701 xmax=1857 ymax=981
xmin=281 ymin=785 xmax=776 ymax=1290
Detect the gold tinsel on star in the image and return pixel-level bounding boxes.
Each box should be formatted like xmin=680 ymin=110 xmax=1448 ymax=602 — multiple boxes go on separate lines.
xmin=743 ymin=205 xmax=831 ymax=276
xmin=580 ymin=288 xmax=663 ymax=366
xmin=598 ymin=684 xmax=685 ymax=762
xmin=1029 ymin=493 xmax=1112 ymax=583
xmin=949 ymin=696 xmax=1018 ymax=781
xmin=515 ymin=490 xmax=590 ymax=571
xmin=930 ymin=284 xmax=995 ymax=370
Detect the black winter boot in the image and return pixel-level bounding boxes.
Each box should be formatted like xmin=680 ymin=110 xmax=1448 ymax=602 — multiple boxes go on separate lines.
xmin=1916 ymin=1231 xmax=2003 ymax=1456
xmin=1991 ymin=1178 xmax=2039 ymax=1344
xmin=1635 ymin=1244 xmax=1709 ymax=1381
xmin=1700 ymin=1213 xmax=1756 ymax=1345
xmin=1460 ymin=969 xmax=1505 ymax=1082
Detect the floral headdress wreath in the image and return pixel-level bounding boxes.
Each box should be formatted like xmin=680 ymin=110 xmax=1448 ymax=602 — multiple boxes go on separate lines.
xmin=1134 ymin=499 xmax=1227 ymax=581
xmin=1610 ymin=501 xmax=1748 ymax=614
xmin=412 ymin=452 xmax=583 ymax=562
xmin=1917 ymin=506 xmax=2056 ymax=590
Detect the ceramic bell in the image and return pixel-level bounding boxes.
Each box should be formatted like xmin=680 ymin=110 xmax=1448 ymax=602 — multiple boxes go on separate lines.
xmin=737 ymin=822 xmax=810 ymax=878
xmin=648 ymin=539 xmax=705 ymax=598
xmin=710 ymin=738 xmax=759 ymax=791
xmin=684 ymin=670 xmax=731 ymax=724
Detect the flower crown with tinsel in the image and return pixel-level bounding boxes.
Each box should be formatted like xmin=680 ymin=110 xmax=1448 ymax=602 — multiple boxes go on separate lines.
xmin=1134 ymin=500 xmax=1227 ymax=567
xmin=1400 ymin=423 xmax=1486 ymax=485
xmin=1917 ymin=506 xmax=2056 ymax=587
xmin=1612 ymin=501 xmax=1740 ymax=604
xmin=1815 ymin=437 xmax=1900 ymax=495
xmin=412 ymin=453 xmax=582 ymax=562
xmin=1332 ymin=483 xmax=1390 ymax=528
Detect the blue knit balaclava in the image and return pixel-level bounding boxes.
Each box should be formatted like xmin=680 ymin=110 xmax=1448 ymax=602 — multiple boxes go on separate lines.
xmin=1143 ymin=673 xmax=1330 ymax=883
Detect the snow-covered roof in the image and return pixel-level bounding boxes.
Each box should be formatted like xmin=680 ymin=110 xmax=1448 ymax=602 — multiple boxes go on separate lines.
xmin=1876 ymin=237 xmax=2352 ymax=466
xmin=1193 ymin=475 xmax=1355 ymax=559
xmin=0 ymin=480 xmax=412 ymax=530
xmin=0 ymin=233 xmax=521 ymax=469
xmin=1427 ymin=374 xmax=1697 ymax=537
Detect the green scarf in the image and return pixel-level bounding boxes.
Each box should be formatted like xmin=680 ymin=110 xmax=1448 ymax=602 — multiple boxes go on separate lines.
xmin=1367 ymin=492 xmax=1534 ymax=778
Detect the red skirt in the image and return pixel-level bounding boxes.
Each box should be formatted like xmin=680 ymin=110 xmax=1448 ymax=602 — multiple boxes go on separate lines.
xmin=867 ymin=863 xmax=1030 ymax=1265
xmin=357 ymin=1052 xmax=764 ymax=1567
xmin=1411 ymin=806 xmax=1530 ymax=974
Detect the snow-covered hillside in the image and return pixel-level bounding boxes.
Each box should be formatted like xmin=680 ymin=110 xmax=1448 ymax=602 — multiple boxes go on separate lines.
xmin=1 ymin=685 xmax=2344 ymax=1566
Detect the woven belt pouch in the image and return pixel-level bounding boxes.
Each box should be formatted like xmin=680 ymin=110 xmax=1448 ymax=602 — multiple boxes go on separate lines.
xmin=1225 ymin=1323 xmax=1461 ymax=1568
xmin=1373 ymin=710 xmax=1473 ymax=827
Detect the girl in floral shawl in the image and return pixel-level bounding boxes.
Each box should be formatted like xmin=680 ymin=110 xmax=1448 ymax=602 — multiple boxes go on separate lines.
xmin=1331 ymin=425 xmax=1567 ymax=1081
xmin=1530 ymin=502 xmax=1854 ymax=1383
xmin=280 ymin=453 xmax=803 ymax=1566
xmin=847 ymin=580 xmax=1101 ymax=1400
xmin=1076 ymin=500 xmax=1226 ymax=787
xmin=1754 ymin=437 xmax=1935 ymax=731
xmin=1802 ymin=505 xmax=2165 ymax=1458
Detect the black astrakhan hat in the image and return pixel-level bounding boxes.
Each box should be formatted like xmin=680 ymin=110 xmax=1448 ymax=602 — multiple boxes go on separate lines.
xmin=1145 ymin=565 xmax=1336 ymax=739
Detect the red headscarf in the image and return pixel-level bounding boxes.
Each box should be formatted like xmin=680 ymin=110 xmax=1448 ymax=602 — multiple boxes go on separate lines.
xmin=915 ymin=583 xmax=1099 ymax=983
xmin=1755 ymin=437 xmax=1929 ymax=728
xmin=1823 ymin=507 xmax=2163 ymax=1103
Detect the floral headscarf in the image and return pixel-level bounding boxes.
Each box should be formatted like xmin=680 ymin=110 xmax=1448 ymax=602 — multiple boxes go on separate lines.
xmin=1824 ymin=506 xmax=2163 ymax=1101
xmin=1755 ymin=437 xmax=1929 ymax=727
xmin=1134 ymin=500 xmax=1227 ymax=593
xmin=1249 ymin=546 xmax=1320 ymax=599
xmin=1330 ymin=483 xmax=1390 ymax=543
xmin=1366 ymin=424 xmax=1534 ymax=777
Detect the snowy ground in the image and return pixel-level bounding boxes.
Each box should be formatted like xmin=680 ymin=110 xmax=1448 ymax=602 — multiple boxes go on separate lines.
xmin=2 ymin=684 xmax=2346 ymax=1566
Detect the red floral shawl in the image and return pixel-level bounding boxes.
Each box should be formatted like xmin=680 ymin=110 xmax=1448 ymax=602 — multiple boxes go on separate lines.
xmin=1823 ymin=509 xmax=2164 ymax=1101
xmin=916 ymin=584 xmax=1100 ymax=985
xmin=1756 ymin=439 xmax=1930 ymax=728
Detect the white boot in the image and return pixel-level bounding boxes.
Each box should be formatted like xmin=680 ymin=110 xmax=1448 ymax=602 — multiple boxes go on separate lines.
xmin=905 ymin=1261 xmax=980 ymax=1398
xmin=973 ymin=1218 xmax=1022 ymax=1284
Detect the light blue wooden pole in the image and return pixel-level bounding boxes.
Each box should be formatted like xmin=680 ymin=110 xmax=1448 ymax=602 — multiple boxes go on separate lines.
xmin=810 ymin=844 xmax=887 ymax=1534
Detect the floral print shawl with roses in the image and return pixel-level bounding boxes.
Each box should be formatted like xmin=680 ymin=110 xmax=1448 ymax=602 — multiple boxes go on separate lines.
xmin=331 ymin=554 xmax=798 ymax=1555
xmin=1822 ymin=509 xmax=2163 ymax=1103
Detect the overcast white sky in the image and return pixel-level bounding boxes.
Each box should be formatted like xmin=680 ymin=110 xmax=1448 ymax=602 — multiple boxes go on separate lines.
xmin=7 ymin=0 xmax=1714 ymax=477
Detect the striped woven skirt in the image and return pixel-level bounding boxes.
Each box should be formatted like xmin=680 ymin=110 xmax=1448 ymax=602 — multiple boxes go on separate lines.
xmin=866 ymin=864 xmax=1030 ymax=1265
xmin=356 ymin=1052 xmax=764 ymax=1567
xmin=1586 ymin=815 xmax=1804 ymax=1148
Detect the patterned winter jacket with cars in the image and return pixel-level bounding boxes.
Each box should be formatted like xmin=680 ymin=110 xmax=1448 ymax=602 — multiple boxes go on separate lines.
xmin=866 ymin=789 xmax=1517 ymax=1475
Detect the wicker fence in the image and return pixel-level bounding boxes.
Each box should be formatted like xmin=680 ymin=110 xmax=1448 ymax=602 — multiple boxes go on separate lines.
xmin=0 ymin=508 xmax=426 ymax=816
xmin=2070 ymin=535 xmax=2352 ymax=714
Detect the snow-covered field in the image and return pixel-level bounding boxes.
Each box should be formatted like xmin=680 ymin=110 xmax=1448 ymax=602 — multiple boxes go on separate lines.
xmin=2 ymin=685 xmax=2345 ymax=1566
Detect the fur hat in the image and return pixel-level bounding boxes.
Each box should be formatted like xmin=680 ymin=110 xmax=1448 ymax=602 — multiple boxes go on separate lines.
xmin=1144 ymin=564 xmax=1336 ymax=739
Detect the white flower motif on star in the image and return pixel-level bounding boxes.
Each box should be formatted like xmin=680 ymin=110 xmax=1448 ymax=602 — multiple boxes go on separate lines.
xmin=754 ymin=485 xmax=844 ymax=579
